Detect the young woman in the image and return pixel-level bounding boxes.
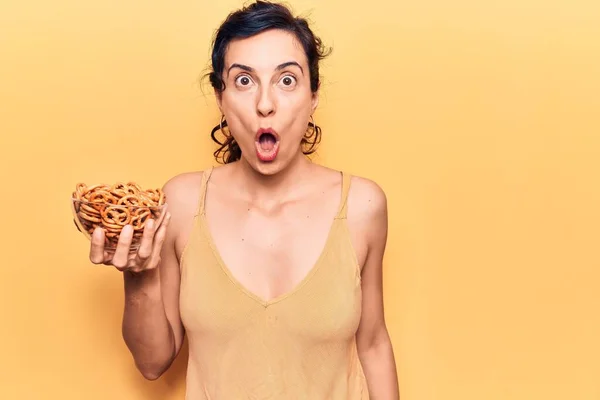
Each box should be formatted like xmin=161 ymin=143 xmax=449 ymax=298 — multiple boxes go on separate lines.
xmin=88 ymin=1 xmax=399 ymax=398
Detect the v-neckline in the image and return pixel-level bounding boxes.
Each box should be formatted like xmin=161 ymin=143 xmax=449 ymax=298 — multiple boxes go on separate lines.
xmin=199 ymin=211 xmax=341 ymax=308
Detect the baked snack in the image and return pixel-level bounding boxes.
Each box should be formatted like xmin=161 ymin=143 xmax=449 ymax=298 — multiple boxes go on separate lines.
xmin=71 ymin=182 xmax=166 ymax=248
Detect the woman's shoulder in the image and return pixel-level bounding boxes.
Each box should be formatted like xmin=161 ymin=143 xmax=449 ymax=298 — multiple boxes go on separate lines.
xmin=160 ymin=169 xmax=209 ymax=214
xmin=344 ymin=171 xmax=388 ymax=229
xmin=348 ymin=174 xmax=387 ymax=206
xmin=162 ymin=170 xmax=204 ymax=194
xmin=312 ymin=164 xmax=387 ymax=214
xmin=348 ymin=175 xmax=387 ymax=209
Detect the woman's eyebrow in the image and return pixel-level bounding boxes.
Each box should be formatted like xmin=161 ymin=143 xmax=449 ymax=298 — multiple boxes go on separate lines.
xmin=275 ymin=61 xmax=303 ymax=74
xmin=227 ymin=63 xmax=254 ymax=76
xmin=227 ymin=61 xmax=304 ymax=77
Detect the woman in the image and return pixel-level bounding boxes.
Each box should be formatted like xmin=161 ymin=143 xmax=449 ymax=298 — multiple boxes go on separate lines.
xmin=89 ymin=1 xmax=399 ymax=398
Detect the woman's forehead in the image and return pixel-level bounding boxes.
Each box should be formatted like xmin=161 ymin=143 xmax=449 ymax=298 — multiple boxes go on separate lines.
xmin=224 ymin=29 xmax=308 ymax=71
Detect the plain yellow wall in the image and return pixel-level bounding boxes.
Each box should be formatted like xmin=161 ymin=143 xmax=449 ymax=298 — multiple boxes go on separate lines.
xmin=1 ymin=0 xmax=599 ymax=399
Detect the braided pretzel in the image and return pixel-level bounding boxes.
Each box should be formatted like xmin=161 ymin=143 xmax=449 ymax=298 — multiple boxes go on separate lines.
xmin=72 ymin=182 xmax=166 ymax=249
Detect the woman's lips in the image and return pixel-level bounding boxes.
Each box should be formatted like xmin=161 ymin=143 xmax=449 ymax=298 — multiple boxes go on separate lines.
xmin=255 ymin=128 xmax=280 ymax=162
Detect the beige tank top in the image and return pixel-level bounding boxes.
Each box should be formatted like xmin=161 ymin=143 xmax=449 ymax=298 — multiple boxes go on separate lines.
xmin=179 ymin=167 xmax=369 ymax=399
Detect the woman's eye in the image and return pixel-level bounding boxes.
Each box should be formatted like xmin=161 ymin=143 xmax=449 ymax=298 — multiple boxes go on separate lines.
xmin=236 ymin=75 xmax=253 ymax=86
xmin=279 ymin=75 xmax=296 ymax=87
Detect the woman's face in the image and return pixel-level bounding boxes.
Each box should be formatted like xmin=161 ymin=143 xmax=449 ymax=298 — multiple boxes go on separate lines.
xmin=216 ymin=29 xmax=319 ymax=175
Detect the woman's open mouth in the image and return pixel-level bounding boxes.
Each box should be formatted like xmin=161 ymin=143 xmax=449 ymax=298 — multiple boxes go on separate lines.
xmin=255 ymin=128 xmax=280 ymax=162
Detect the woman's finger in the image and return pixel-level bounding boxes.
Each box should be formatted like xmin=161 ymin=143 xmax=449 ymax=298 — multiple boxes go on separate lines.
xmin=112 ymin=225 xmax=134 ymax=269
xmin=136 ymin=219 xmax=156 ymax=261
xmin=147 ymin=212 xmax=171 ymax=268
xmin=89 ymin=228 xmax=106 ymax=265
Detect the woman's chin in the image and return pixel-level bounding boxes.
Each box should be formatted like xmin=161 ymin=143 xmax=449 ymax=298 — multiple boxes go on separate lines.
xmin=251 ymin=158 xmax=283 ymax=176
xmin=243 ymin=149 xmax=306 ymax=176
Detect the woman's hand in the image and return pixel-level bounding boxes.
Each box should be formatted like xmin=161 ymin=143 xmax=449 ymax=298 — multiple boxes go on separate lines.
xmin=89 ymin=209 xmax=171 ymax=274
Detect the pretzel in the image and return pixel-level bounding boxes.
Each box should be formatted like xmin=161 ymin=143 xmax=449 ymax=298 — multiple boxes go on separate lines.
xmin=72 ymin=181 xmax=166 ymax=248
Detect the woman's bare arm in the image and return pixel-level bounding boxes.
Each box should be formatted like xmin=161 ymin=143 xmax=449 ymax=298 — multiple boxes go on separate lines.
xmin=351 ymin=178 xmax=400 ymax=399
xmin=118 ymin=177 xmax=187 ymax=380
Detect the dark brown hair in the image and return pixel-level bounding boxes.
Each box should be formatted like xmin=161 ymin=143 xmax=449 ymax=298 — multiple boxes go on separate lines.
xmin=206 ymin=1 xmax=331 ymax=164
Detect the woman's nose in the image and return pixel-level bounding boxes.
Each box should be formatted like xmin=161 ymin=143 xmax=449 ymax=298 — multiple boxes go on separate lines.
xmin=256 ymin=86 xmax=276 ymax=117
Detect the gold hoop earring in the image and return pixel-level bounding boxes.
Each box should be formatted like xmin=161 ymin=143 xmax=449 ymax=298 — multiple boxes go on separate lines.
xmin=219 ymin=114 xmax=230 ymax=137
xmin=305 ymin=115 xmax=316 ymax=138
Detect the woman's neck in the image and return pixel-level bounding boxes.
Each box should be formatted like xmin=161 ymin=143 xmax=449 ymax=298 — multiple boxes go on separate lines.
xmin=232 ymin=152 xmax=315 ymax=209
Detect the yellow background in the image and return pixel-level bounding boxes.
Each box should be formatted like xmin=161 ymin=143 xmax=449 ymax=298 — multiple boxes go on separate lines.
xmin=1 ymin=0 xmax=599 ymax=399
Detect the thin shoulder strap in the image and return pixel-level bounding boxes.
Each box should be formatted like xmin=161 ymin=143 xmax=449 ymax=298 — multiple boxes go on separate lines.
xmin=197 ymin=166 xmax=214 ymax=216
xmin=335 ymin=171 xmax=352 ymax=219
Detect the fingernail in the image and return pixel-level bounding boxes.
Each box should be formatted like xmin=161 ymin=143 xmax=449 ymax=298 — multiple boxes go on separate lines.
xmin=147 ymin=219 xmax=154 ymax=229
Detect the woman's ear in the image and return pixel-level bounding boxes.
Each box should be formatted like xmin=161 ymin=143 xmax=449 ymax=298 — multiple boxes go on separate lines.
xmin=215 ymin=89 xmax=223 ymax=113
xmin=311 ymin=91 xmax=319 ymax=114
